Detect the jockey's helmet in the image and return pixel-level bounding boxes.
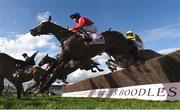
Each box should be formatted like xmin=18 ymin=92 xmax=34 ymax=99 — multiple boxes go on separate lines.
xmin=126 ymin=31 xmax=133 ymax=35
xmin=22 ymin=53 xmax=27 ymax=57
xmin=70 ymin=13 xmax=81 ymax=19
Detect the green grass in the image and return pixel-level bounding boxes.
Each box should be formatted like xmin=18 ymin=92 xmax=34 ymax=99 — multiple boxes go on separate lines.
xmin=0 ymin=94 xmax=180 ymax=109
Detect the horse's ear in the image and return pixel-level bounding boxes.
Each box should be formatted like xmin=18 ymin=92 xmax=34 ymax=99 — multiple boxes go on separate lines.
xmin=67 ymin=25 xmax=70 ymax=30
xmin=45 ymin=53 xmax=48 ymax=57
xmin=48 ymin=16 xmax=51 ymax=22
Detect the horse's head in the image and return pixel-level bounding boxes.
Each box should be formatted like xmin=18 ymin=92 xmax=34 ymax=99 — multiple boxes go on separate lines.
xmin=38 ymin=54 xmax=56 ymax=67
xmin=30 ymin=16 xmax=52 ymax=36
xmin=30 ymin=16 xmax=76 ymax=43
xmin=38 ymin=54 xmax=49 ymax=66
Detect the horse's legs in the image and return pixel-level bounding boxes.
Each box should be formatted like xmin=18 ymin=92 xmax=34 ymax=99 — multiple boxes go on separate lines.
xmin=57 ymin=48 xmax=72 ymax=69
xmin=94 ymin=65 xmax=104 ymax=72
xmin=90 ymin=60 xmax=104 ymax=72
xmin=8 ymin=77 xmax=23 ymax=99
xmin=91 ymin=68 xmax=96 ymax=72
xmin=25 ymin=83 xmax=37 ymax=92
xmin=14 ymin=82 xmax=23 ymax=99
xmin=91 ymin=65 xmax=104 ymax=72
xmin=0 ymin=77 xmax=4 ymax=95
xmin=40 ymin=67 xmax=60 ymax=93
xmin=36 ymin=62 xmax=57 ymax=83
xmin=40 ymin=49 xmax=71 ymax=92
xmin=62 ymin=75 xmax=69 ymax=84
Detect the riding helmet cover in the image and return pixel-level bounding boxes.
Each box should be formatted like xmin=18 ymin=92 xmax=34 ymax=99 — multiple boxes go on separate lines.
xmin=22 ymin=53 xmax=27 ymax=57
xmin=70 ymin=13 xmax=81 ymax=19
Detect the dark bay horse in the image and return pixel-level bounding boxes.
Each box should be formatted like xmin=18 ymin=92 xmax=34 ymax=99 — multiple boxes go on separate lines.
xmin=0 ymin=53 xmax=47 ymax=98
xmin=37 ymin=54 xmax=104 ymax=87
xmin=30 ymin=16 xmax=132 ymax=66
xmin=30 ymin=16 xmax=133 ymax=66
xmin=30 ymin=16 xmax=162 ymax=92
xmin=37 ymin=54 xmax=70 ymax=84
xmin=30 ymin=16 xmax=134 ymax=92
xmin=38 ymin=54 xmax=56 ymax=67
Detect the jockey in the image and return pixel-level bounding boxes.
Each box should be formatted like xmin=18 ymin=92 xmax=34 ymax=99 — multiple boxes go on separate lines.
xmin=22 ymin=51 xmax=38 ymax=67
xmin=69 ymin=12 xmax=101 ymax=44
xmin=22 ymin=53 xmax=33 ymax=70
xmin=126 ymin=31 xmax=144 ymax=52
xmin=22 ymin=53 xmax=31 ymax=62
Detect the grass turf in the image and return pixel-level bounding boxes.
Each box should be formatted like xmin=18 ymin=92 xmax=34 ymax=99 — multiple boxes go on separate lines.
xmin=0 ymin=94 xmax=180 ymax=109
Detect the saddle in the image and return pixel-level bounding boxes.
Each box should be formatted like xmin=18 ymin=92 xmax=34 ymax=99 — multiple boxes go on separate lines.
xmin=78 ymin=29 xmax=92 ymax=42
xmin=78 ymin=29 xmax=105 ymax=45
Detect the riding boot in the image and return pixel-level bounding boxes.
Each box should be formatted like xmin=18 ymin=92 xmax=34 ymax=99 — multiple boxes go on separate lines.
xmin=79 ymin=29 xmax=92 ymax=42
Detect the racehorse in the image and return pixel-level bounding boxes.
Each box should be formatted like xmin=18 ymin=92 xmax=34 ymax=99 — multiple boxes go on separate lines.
xmin=37 ymin=54 xmax=72 ymax=84
xmin=30 ymin=16 xmax=132 ymax=68
xmin=29 ymin=16 xmax=142 ymax=92
xmin=0 ymin=53 xmax=47 ymax=99
xmin=37 ymin=54 xmax=104 ymax=87
xmin=38 ymin=54 xmax=57 ymax=67
xmin=30 ymin=16 xmax=159 ymax=92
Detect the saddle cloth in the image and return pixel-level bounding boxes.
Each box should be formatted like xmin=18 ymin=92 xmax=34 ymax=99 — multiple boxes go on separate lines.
xmin=88 ymin=33 xmax=105 ymax=45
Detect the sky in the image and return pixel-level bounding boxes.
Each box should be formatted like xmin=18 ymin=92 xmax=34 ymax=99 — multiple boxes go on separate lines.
xmin=0 ymin=0 xmax=180 ymax=84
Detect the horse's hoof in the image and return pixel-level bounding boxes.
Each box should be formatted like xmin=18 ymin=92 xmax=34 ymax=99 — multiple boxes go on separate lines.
xmin=99 ymin=69 xmax=104 ymax=72
xmin=64 ymin=81 xmax=69 ymax=84
xmin=91 ymin=70 xmax=96 ymax=72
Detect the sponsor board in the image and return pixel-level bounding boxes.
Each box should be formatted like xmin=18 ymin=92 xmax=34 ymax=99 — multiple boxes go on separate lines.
xmin=62 ymin=82 xmax=180 ymax=101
